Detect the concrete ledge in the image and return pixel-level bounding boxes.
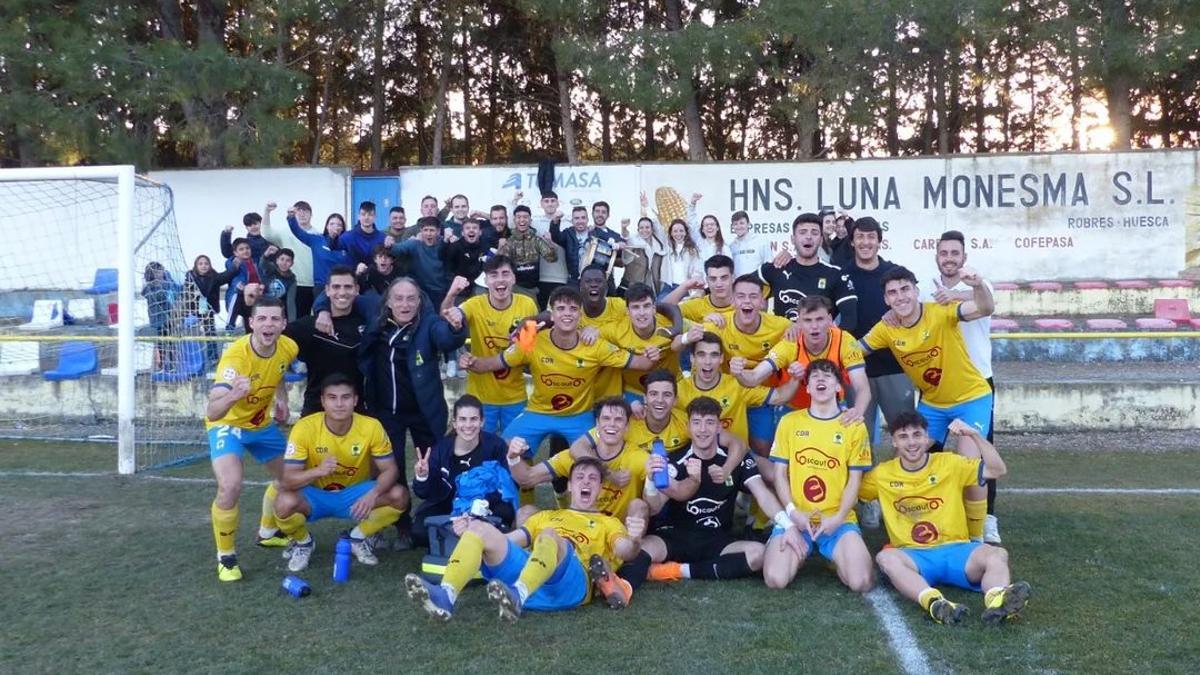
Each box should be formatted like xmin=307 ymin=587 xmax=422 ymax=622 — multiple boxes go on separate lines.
xmin=0 ymin=369 xmax=1196 ymax=434
xmin=994 ymin=285 xmax=1199 ymax=317
xmin=993 ymin=336 xmax=1200 ymax=361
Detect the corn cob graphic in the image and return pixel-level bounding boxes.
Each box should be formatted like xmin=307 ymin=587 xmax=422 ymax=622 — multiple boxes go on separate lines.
xmin=654 ymin=186 xmax=688 ymax=225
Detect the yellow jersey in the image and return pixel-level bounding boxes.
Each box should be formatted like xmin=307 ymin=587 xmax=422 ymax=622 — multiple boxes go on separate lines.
xmin=676 ymin=372 xmax=770 ymax=442
xmin=580 ymin=297 xmax=628 ymax=399
xmin=859 ymin=453 xmax=983 ymax=549
xmin=627 ymin=408 xmax=691 ymax=454
xmin=680 ymin=295 xmax=735 ymax=323
xmin=765 ymin=327 xmax=865 ymax=409
xmin=283 ymin=412 xmax=393 ymax=491
xmin=502 ymin=330 xmax=631 ymax=415
xmin=521 ymin=508 xmax=628 ymax=600
xmin=599 ymin=314 xmax=679 ymax=396
xmin=460 ymin=293 xmax=538 ymax=405
xmin=207 ymin=334 xmax=299 ymax=430
xmin=862 ymin=302 xmax=990 ymax=407
xmin=704 ymin=312 xmax=791 ymax=374
xmin=545 ymin=442 xmax=649 ymax=520
xmin=769 ymin=409 xmax=872 ymax=524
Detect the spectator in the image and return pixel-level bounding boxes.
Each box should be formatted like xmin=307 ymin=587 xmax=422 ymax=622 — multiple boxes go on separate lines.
xmin=498 ymin=204 xmax=557 ymax=301
xmin=357 ymin=245 xmax=399 ymax=296
xmin=441 ymin=218 xmax=489 ymax=302
xmin=219 ymin=212 xmax=273 ymax=263
xmin=142 ymin=261 xmax=182 ymax=372
xmin=222 ymin=234 xmax=262 ymax=330
xmin=262 ymin=200 xmax=317 ymax=317
xmin=184 ymin=254 xmax=238 ymax=366
xmin=481 ymin=204 xmax=510 ymax=250
xmin=727 ymin=210 xmax=772 ymax=277
xmin=419 ymin=194 xmax=439 ymax=218
xmin=532 ymin=191 xmax=569 ymax=308
xmin=696 ymin=213 xmax=728 ymax=262
xmin=659 ymin=218 xmax=703 ymax=301
xmin=758 ymin=212 xmax=858 ymax=325
xmin=288 ymin=212 xmax=351 ymax=291
xmin=385 ymin=206 xmax=417 ymax=241
xmin=442 ymin=194 xmax=490 ymax=239
xmin=358 ymin=277 xmax=467 ymax=546
xmin=390 ymin=216 xmax=449 ymax=308
xmin=823 ymin=210 xmax=855 ymax=267
xmin=339 ymin=201 xmax=387 ymax=266
xmin=261 ymin=247 xmax=298 ymax=320
xmin=589 ymin=201 xmax=625 ymax=245
xmin=550 ymin=206 xmax=592 ymax=285
xmin=620 ymin=216 xmax=666 ymax=294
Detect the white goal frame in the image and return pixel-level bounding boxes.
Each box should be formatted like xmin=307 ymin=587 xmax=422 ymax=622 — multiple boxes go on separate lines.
xmin=0 ymin=165 xmax=139 ymax=473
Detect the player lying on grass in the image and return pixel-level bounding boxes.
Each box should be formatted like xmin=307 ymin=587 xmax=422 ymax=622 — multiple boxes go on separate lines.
xmin=620 ymin=396 xmax=785 ymax=586
xmin=762 ymin=359 xmax=875 ymax=593
xmin=274 ymin=374 xmax=410 ymax=572
xmin=204 ymin=297 xmax=298 ymax=582
xmin=404 ymin=457 xmax=646 ymax=622
xmin=862 ymin=412 xmax=1030 ymax=625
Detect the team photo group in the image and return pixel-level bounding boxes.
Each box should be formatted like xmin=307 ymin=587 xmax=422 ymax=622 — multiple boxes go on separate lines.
xmin=200 ymin=189 xmax=1031 ymax=628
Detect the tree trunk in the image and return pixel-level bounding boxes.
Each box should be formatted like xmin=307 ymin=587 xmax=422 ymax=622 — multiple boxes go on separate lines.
xmin=1105 ymin=80 xmax=1133 ymax=149
xmin=974 ymin=39 xmax=986 ymax=152
xmin=644 ymin=111 xmax=656 ymax=158
xmin=886 ymin=60 xmax=900 ymax=156
xmin=796 ymin=94 xmax=818 ymax=158
xmin=312 ymin=55 xmax=331 ymax=164
xmin=555 ymin=62 xmax=578 ymax=164
xmin=1100 ymin=0 xmax=1132 ymax=149
xmin=159 ymin=0 xmax=229 ymax=167
xmin=600 ymin=96 xmax=613 ymax=162
xmin=935 ymin=53 xmax=949 ymax=155
xmin=370 ymin=0 xmax=385 ymax=169
xmin=922 ymin=62 xmax=936 ymax=155
xmin=485 ymin=14 xmax=499 ymax=163
xmin=664 ymin=0 xmax=707 ymax=160
xmin=430 ymin=20 xmax=454 ymax=166
xmin=463 ymin=28 xmax=474 ymax=164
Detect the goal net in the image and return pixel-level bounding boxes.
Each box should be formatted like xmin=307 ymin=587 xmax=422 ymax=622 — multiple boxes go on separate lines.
xmin=0 ymin=166 xmax=209 ymax=472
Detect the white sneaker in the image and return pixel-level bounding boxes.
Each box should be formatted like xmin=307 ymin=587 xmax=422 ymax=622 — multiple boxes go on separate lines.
xmin=859 ymin=500 xmax=882 ymax=529
xmin=351 ymin=537 xmax=379 ymax=566
xmin=287 ymin=540 xmax=314 ymax=572
xmin=983 ymin=514 xmax=1002 ymax=544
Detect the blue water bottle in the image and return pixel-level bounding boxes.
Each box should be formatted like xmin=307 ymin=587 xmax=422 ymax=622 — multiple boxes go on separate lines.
xmin=333 ymin=536 xmax=352 ymax=583
xmin=282 ymin=575 xmax=311 ymax=598
xmin=652 ymin=439 xmax=670 ymax=490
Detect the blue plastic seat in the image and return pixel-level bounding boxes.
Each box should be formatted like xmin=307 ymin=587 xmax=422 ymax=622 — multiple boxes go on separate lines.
xmin=284 ymin=359 xmax=306 ymax=383
xmin=151 ymin=341 xmax=206 ymax=382
xmin=85 ymin=268 xmax=119 ymax=295
xmin=43 ymin=342 xmax=99 ymax=381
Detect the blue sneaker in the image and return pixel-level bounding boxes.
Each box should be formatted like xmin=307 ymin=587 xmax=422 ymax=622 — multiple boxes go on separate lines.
xmin=404 ymin=573 xmax=454 ymax=621
xmin=486 ymin=579 xmax=523 ymax=622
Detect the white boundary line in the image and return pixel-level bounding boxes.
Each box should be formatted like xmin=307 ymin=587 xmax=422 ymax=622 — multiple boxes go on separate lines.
xmin=866 ymin=588 xmax=933 ymax=675
xmin=1005 ymin=487 xmax=1200 ymax=495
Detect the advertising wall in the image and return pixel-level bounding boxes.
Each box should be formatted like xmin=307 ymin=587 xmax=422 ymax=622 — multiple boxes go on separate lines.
xmin=400 ymin=150 xmax=1200 ymax=283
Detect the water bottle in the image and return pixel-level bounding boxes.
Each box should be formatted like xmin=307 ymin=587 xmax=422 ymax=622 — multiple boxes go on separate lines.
xmin=333 ymin=535 xmax=352 ymax=583
xmin=282 ymin=575 xmax=311 ymax=598
xmin=652 ymin=439 xmax=670 ymax=490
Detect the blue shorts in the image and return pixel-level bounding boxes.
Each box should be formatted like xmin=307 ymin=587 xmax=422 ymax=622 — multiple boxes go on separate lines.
xmin=771 ymin=522 xmax=861 ymax=560
xmin=483 ymin=402 xmax=526 ymax=434
xmin=501 ymin=411 xmax=594 ymax=458
xmin=481 ymin=540 xmax=588 ymax=611
xmin=300 ymin=480 xmax=377 ymax=521
xmin=920 ymin=393 xmax=993 ymax=445
xmin=898 ymin=542 xmax=983 ymax=591
xmin=207 ymin=424 xmax=286 ymax=463
xmin=747 ymin=404 xmax=780 ymax=444
xmin=622 ymin=391 xmax=644 ymax=406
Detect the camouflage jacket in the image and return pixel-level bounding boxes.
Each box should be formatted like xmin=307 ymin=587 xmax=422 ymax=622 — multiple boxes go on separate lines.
xmin=500 ymin=229 xmax=557 ymax=266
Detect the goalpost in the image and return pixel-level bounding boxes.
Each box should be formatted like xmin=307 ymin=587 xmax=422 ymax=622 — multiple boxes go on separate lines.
xmin=0 ymin=165 xmax=199 ymax=473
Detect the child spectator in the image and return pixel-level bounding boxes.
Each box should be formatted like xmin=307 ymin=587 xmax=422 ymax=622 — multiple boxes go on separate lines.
xmin=222 ymin=235 xmax=261 ymax=330
xmin=261 ymin=247 xmax=299 ymax=320
xmin=184 ymin=254 xmax=238 ymax=365
xmin=219 ymin=212 xmax=274 ymax=263
xmin=142 ymin=261 xmax=182 ymax=372
xmin=289 ymin=212 xmax=351 ymax=290
xmin=357 ymin=245 xmax=400 ymax=296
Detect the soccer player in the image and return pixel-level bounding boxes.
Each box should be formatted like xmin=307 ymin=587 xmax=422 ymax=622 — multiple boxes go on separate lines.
xmin=627 ymin=396 xmax=785 ymax=584
xmin=440 ymin=255 xmax=538 ymax=433
xmin=284 ymin=266 xmax=365 ymax=416
xmin=921 ymin=230 xmax=1002 ymax=543
xmin=762 ymin=359 xmax=875 ymax=593
xmin=663 ymin=254 xmax=737 ymax=325
xmin=733 ymin=295 xmax=871 ymax=425
xmin=863 ymin=413 xmax=1030 ymax=625
xmin=403 ymin=456 xmax=646 ymax=621
xmin=274 ymin=374 xmax=409 ymax=571
xmin=460 ymin=285 xmax=659 ymax=457
xmin=759 ymin=212 xmax=857 ymax=326
xmin=507 ymin=397 xmax=650 ymax=524
xmin=860 ymin=265 xmax=995 ymax=540
xmin=204 ymin=297 xmax=298 ymax=581
xmin=676 ymin=274 xmax=791 ymax=456
xmin=597 ymin=284 xmax=682 ymax=407
xmin=675 ymin=331 xmax=799 ymax=446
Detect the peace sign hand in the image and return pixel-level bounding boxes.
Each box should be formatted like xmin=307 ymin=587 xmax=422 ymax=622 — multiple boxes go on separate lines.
xmin=414 ymin=447 xmax=432 ymax=480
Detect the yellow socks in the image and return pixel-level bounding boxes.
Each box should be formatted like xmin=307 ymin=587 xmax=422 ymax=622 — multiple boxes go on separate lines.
xmin=355 ymin=506 xmax=403 ymax=538
xmin=277 ymin=511 xmax=309 ymax=543
xmin=984 ymin=586 xmax=1005 ymax=608
xmin=918 ymin=587 xmax=944 ymax=612
xmin=516 ymin=534 xmax=559 ymax=601
xmin=258 ymin=482 xmax=279 ymax=536
xmin=965 ymin=498 xmax=987 ymax=541
xmin=211 ymin=501 xmax=239 ymax=557
xmin=442 ymin=531 xmax=484 ymax=599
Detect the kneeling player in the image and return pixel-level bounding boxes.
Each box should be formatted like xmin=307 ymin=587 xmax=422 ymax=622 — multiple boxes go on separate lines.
xmin=762 ymin=359 xmax=875 ymax=593
xmin=625 ymin=396 xmax=785 ymax=585
xmin=274 ymin=374 xmax=410 ymax=571
xmin=864 ymin=413 xmax=1030 ymax=625
xmin=404 ymin=457 xmax=646 ymax=622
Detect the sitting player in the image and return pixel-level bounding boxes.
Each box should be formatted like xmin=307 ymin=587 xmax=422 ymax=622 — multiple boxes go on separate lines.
xmin=763 ymin=359 xmax=875 ymax=593
xmin=403 ymin=457 xmax=646 ymax=621
xmin=863 ymin=413 xmax=1030 ymax=625
xmin=274 ymin=374 xmax=410 ymax=571
xmin=204 ymin=297 xmax=297 ymax=581
xmin=624 ymin=396 xmax=785 ymax=585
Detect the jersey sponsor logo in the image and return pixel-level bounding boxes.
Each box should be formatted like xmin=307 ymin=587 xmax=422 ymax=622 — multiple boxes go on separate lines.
xmin=792 ymin=447 xmax=841 ymax=470
xmin=893 ymin=495 xmax=944 ymax=517
xmin=900 ymin=346 xmax=941 ymax=368
xmin=541 ymin=373 xmax=585 ymax=387
xmin=482 ymin=335 xmax=510 ymax=351
xmin=550 ymin=393 xmax=575 ymax=411
xmin=557 ymin=527 xmax=593 ymax=547
xmin=698 ymin=515 xmax=722 ymax=528
xmin=685 ymin=497 xmax=726 ymax=516
xmin=221 ymin=367 xmax=238 ymax=381
xmin=803 ymin=475 xmax=827 ymax=502
xmin=911 ymin=521 xmax=939 ymax=544
xmin=495 ymin=367 xmax=513 ymax=381
xmin=249 ymin=408 xmax=266 ymax=426
xmin=777 ymin=289 xmax=807 ymax=306
xmin=922 ymin=367 xmax=942 ymax=386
